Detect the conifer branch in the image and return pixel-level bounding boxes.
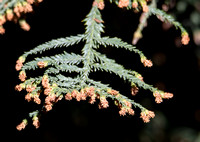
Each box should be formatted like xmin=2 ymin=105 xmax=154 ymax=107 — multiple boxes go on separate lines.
xmin=81 ymin=6 xmax=104 ymax=83
xmin=16 ymin=0 xmax=186 ymax=130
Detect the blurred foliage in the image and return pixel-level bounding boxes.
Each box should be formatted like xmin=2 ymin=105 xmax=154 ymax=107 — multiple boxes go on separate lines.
xmin=139 ymin=111 xmax=200 ymax=142
xmin=162 ymin=0 xmax=200 ymax=46
xmin=138 ymin=0 xmax=200 ymax=141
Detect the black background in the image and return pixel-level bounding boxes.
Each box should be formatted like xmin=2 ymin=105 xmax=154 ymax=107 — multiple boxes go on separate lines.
xmin=3 ymin=0 xmax=200 ymax=142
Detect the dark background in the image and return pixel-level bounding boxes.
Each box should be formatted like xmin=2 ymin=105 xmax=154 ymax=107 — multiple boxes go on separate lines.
xmin=3 ymin=0 xmax=200 ymax=142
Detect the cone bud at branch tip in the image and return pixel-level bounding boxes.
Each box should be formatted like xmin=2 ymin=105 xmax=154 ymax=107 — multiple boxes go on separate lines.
xmin=37 ymin=0 xmax=43 ymax=3
xmin=93 ymin=0 xmax=105 ymax=10
xmin=135 ymin=73 xmax=143 ymax=81
xmin=132 ymin=0 xmax=138 ymax=8
xmin=19 ymin=56 xmax=26 ymax=63
xmin=99 ymin=95 xmax=109 ymax=109
xmin=32 ymin=116 xmax=40 ymax=129
xmin=43 ymin=74 xmax=48 ymax=79
xmin=52 ymin=83 xmax=58 ymax=87
xmin=0 ymin=26 xmax=5 ymax=34
xmin=37 ymin=61 xmax=48 ymax=68
xmin=0 ymin=15 xmax=6 ymax=25
xmin=162 ymin=92 xmax=173 ymax=99
xmin=19 ymin=20 xmax=30 ymax=31
xmin=141 ymin=56 xmax=153 ymax=67
xmin=27 ymin=0 xmax=35 ymax=4
xmin=140 ymin=110 xmax=155 ymax=123
xmin=65 ymin=92 xmax=72 ymax=100
xmin=153 ymin=91 xmax=163 ymax=103
xmin=15 ymin=83 xmax=25 ymax=91
xmin=19 ymin=71 xmax=26 ymax=82
xmin=16 ymin=119 xmax=28 ymax=131
xmin=132 ymin=30 xmax=142 ymax=44
xmin=107 ymin=88 xmax=119 ymax=95
xmin=16 ymin=56 xmax=25 ymax=71
xmin=131 ymin=82 xmax=139 ymax=96
xmin=140 ymin=1 xmax=149 ymax=12
xmin=181 ymin=32 xmax=190 ymax=45
xmin=153 ymin=90 xmax=173 ymax=103
xmin=6 ymin=9 xmax=14 ymax=21
xmin=118 ymin=0 xmax=129 ymax=8
xmin=119 ymin=106 xmax=135 ymax=116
